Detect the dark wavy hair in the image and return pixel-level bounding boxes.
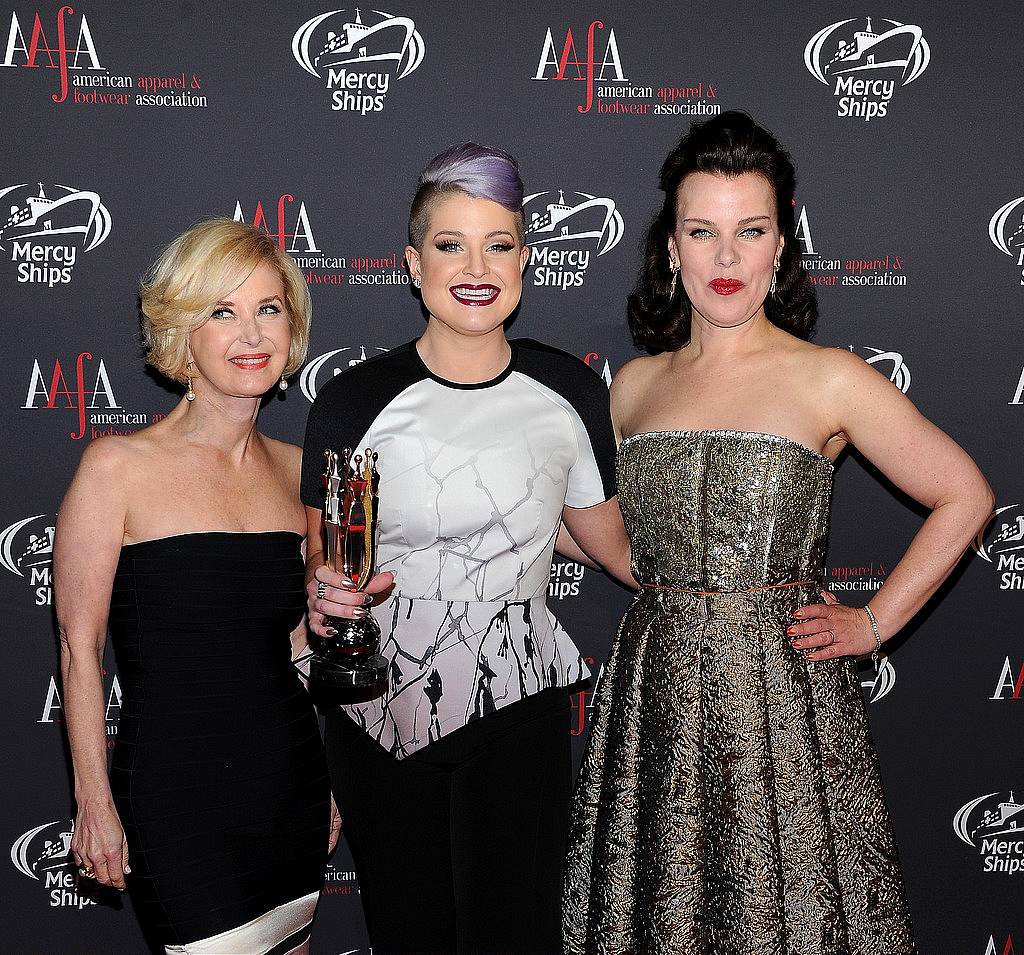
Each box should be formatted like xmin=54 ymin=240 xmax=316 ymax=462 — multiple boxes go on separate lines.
xmin=628 ymin=111 xmax=817 ymax=354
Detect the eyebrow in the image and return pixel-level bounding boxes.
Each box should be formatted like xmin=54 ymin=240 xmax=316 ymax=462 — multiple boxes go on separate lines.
xmin=433 ymin=230 xmax=516 ymax=239
xmin=213 ymin=295 xmax=283 ymax=307
xmin=682 ymin=215 xmax=771 ymax=226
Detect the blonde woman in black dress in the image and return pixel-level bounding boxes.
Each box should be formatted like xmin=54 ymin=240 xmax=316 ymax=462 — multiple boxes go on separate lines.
xmin=57 ymin=220 xmax=338 ymax=954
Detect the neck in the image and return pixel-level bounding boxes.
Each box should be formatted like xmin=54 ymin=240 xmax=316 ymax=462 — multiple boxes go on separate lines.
xmin=166 ymin=386 xmax=262 ymax=462
xmin=683 ymin=308 xmax=775 ymax=363
xmin=416 ymin=319 xmax=511 ymax=384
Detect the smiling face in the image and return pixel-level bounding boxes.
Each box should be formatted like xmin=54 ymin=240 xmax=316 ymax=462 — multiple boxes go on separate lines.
xmin=405 ymin=191 xmax=530 ymax=338
xmin=668 ymin=171 xmax=784 ymax=331
xmin=187 ymin=259 xmax=291 ymax=399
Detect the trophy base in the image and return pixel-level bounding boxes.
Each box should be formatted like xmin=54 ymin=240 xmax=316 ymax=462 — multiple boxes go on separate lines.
xmin=310 ymin=653 xmax=388 ymax=696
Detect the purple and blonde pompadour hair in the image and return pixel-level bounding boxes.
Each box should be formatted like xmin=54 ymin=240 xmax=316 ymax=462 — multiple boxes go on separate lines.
xmin=408 ymin=142 xmax=526 ymax=249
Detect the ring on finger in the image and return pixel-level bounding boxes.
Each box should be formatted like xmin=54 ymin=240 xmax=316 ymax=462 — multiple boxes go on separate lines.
xmin=316 ymin=580 xmax=327 ymax=600
xmin=78 ymin=865 xmax=95 ymax=878
xmin=824 ymin=630 xmax=835 ymax=646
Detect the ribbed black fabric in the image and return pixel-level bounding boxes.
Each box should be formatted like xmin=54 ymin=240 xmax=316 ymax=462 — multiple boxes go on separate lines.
xmin=107 ymin=531 xmax=330 ymax=948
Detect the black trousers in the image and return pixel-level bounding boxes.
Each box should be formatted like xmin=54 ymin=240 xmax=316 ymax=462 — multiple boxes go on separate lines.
xmin=327 ymin=688 xmax=572 ymax=955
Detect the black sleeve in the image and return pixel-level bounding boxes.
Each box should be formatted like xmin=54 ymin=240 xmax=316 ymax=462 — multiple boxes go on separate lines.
xmin=299 ymin=344 xmax=423 ymax=508
xmin=514 ymin=339 xmax=617 ymax=503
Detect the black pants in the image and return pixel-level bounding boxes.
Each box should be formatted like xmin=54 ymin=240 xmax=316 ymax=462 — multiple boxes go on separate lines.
xmin=327 ymin=688 xmax=572 ymax=955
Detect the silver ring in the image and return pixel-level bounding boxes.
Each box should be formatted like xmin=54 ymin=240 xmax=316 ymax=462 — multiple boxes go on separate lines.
xmin=316 ymin=581 xmax=327 ymax=600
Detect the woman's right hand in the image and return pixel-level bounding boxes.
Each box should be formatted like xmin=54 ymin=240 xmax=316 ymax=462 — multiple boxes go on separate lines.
xmin=306 ymin=567 xmax=395 ymax=640
xmin=72 ymin=795 xmax=129 ymax=890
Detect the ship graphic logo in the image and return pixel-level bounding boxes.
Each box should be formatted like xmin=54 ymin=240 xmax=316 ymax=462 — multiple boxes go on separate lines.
xmin=300 ymin=345 xmax=390 ymax=402
xmin=292 ymin=8 xmax=425 ymax=80
xmin=523 ymin=190 xmax=623 ymax=256
xmin=988 ymin=195 xmax=1024 ymax=258
xmin=0 ymin=514 xmax=54 ymax=579
xmin=11 ymin=820 xmax=74 ymax=880
xmin=974 ymin=504 xmax=1024 ymax=563
xmin=850 ymin=346 xmax=911 ymax=394
xmin=804 ymin=17 xmax=930 ymax=87
xmin=859 ymin=653 xmax=895 ymax=703
xmin=0 ymin=183 xmax=110 ymax=253
xmin=954 ymin=791 xmax=1024 ymax=849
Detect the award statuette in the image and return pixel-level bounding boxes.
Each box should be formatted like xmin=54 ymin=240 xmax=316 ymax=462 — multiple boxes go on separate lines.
xmin=309 ymin=447 xmax=388 ymax=695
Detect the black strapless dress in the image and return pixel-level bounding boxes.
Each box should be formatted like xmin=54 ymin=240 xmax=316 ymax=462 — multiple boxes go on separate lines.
xmin=108 ymin=532 xmax=330 ymax=953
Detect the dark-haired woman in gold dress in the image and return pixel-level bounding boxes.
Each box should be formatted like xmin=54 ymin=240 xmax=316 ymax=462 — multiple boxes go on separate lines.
xmin=563 ymin=112 xmax=992 ymax=954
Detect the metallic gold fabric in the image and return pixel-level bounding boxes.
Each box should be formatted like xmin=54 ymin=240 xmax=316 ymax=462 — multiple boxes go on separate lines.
xmin=564 ymin=431 xmax=915 ymax=955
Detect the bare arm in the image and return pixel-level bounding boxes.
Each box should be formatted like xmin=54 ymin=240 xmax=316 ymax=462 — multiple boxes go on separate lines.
xmin=554 ymin=522 xmax=600 ymax=570
xmin=54 ymin=438 xmax=130 ymax=890
xmin=791 ymin=352 xmax=994 ymax=660
xmin=561 ymin=497 xmax=637 ymax=589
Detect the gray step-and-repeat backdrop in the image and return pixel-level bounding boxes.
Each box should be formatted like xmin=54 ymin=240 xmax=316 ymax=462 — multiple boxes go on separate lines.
xmin=2 ymin=2 xmax=1021 ymax=952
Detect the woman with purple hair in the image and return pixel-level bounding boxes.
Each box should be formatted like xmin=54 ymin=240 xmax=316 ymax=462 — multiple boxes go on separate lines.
xmin=300 ymin=143 xmax=634 ymax=954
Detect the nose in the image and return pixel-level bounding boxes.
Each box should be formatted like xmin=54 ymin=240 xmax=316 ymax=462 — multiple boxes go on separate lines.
xmin=463 ymin=245 xmax=488 ymax=279
xmin=714 ymin=236 xmax=738 ymax=269
xmin=238 ymin=313 xmax=262 ymax=346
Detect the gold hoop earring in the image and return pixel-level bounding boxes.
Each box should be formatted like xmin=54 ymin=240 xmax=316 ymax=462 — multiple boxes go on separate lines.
xmin=185 ymin=376 xmax=195 ymax=401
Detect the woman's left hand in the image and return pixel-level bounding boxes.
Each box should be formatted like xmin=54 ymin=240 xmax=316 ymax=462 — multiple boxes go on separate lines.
xmin=328 ymin=796 xmax=342 ymax=854
xmin=788 ymin=590 xmax=879 ymax=662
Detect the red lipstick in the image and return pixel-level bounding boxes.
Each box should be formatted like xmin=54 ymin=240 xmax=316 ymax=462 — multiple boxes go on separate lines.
xmin=709 ymin=278 xmax=745 ymax=295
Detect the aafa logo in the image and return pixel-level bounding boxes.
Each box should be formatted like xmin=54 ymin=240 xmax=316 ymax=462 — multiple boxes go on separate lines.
xmin=988 ymin=196 xmax=1024 ymax=286
xmin=804 ymin=17 xmax=930 ymax=121
xmin=292 ymin=8 xmax=425 ymax=114
xmin=954 ymin=790 xmax=1024 ymax=874
xmin=532 ymin=20 xmax=626 ymax=114
xmin=23 ymin=352 xmax=119 ymax=440
xmin=524 ymin=190 xmax=623 ymax=290
xmin=974 ymin=504 xmax=1024 ymax=590
xmin=1 ymin=7 xmax=104 ymax=103
xmin=11 ymin=819 xmax=97 ymax=907
xmin=233 ymin=195 xmax=319 ymax=253
xmin=0 ymin=182 xmax=110 ymax=285
xmin=0 ymin=513 xmax=54 ymax=606
xmin=300 ymin=345 xmax=389 ymax=402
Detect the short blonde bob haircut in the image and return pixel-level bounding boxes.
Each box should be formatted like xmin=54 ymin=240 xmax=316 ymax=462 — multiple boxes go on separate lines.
xmin=140 ymin=218 xmax=311 ymax=384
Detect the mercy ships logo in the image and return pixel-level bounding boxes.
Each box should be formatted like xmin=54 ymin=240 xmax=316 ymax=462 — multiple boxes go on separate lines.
xmin=954 ymin=791 xmax=1024 ymax=875
xmin=0 ymin=182 xmax=110 ymax=285
xmin=804 ymin=17 xmax=930 ymax=121
xmin=523 ymin=189 xmax=623 ymax=290
xmin=11 ymin=819 xmax=97 ymax=908
xmin=0 ymin=514 xmax=54 ymax=606
xmin=292 ymin=8 xmax=425 ymax=114
xmin=974 ymin=504 xmax=1024 ymax=591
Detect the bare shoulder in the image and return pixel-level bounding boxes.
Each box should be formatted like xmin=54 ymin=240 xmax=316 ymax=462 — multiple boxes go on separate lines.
xmin=74 ymin=433 xmax=141 ymax=482
xmin=789 ymin=342 xmax=875 ymax=391
xmin=610 ymin=353 xmax=666 ymax=400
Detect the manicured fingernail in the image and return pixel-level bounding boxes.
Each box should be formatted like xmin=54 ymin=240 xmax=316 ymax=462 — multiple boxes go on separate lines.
xmin=341 ymin=577 xmax=354 ymax=588
xmin=352 ymin=609 xmax=368 ymax=618
xmin=325 ymin=628 xmax=337 ymax=637
xmin=786 ymin=626 xmax=797 ymax=635
xmin=793 ymin=611 xmax=803 ymax=618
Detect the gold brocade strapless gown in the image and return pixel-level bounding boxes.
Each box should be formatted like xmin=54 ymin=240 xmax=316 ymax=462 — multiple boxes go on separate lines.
xmin=563 ymin=431 xmax=915 ymax=955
